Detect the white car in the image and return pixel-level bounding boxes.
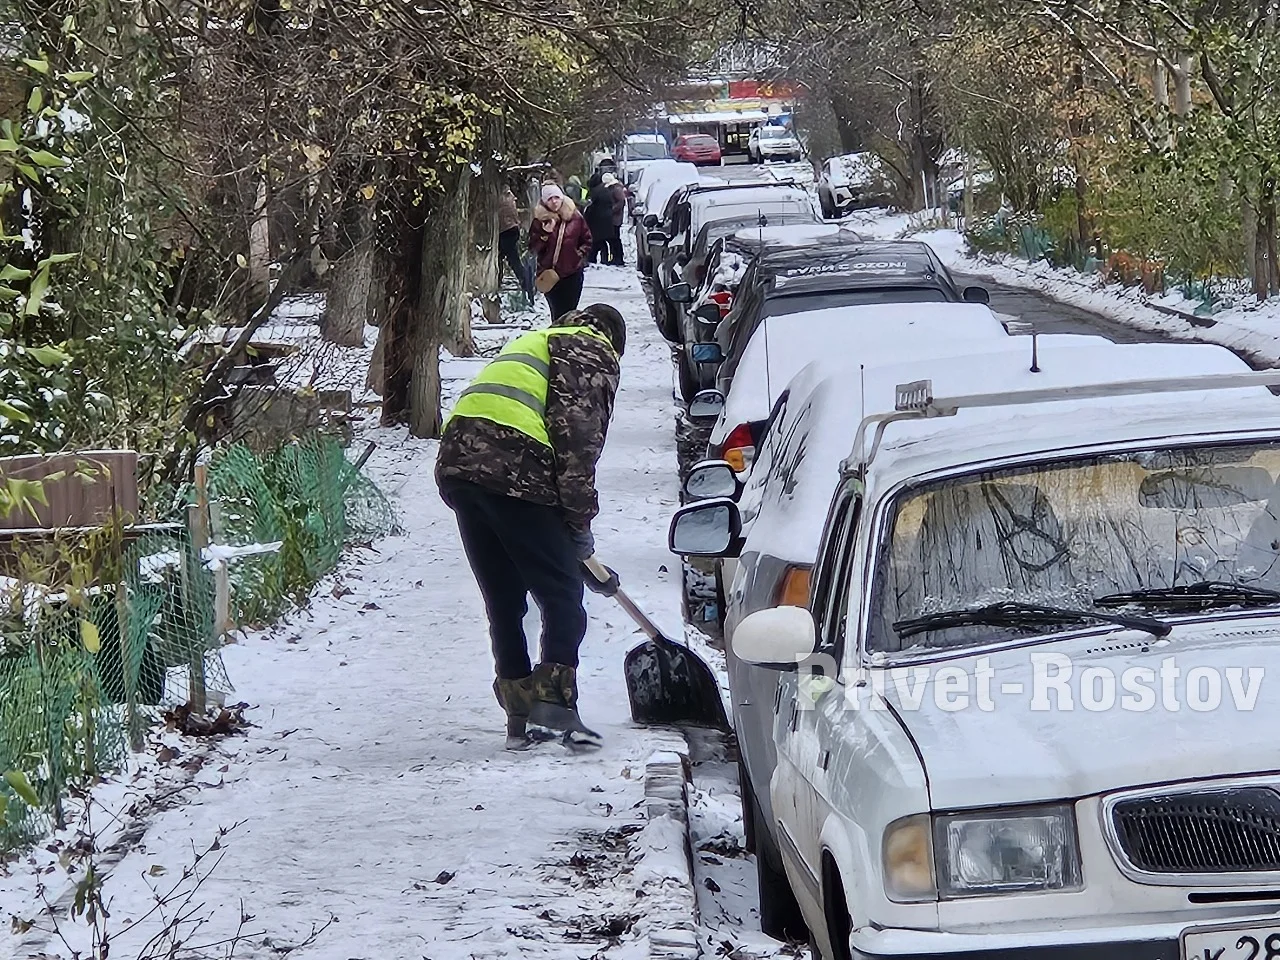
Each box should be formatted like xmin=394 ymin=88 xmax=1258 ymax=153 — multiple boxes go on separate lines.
xmin=671 ymin=337 xmax=1280 ymax=959
xmin=817 ymin=153 xmax=891 ymax=218
xmin=634 ymin=161 xmax=701 ymax=274
xmin=748 ymin=125 xmax=803 ymax=164
xmin=702 ymin=302 xmax=1009 ymax=471
xmin=618 ymin=133 xmax=670 ymax=186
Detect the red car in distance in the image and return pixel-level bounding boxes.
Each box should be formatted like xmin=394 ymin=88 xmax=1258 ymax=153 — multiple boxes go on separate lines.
xmin=673 ymin=134 xmax=723 ymax=167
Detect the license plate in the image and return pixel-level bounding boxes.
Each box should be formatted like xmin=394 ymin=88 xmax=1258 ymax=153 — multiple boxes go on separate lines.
xmin=1182 ymin=920 xmax=1280 ymax=960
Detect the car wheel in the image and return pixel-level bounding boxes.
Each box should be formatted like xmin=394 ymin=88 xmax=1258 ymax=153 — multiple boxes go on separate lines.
xmin=677 ymin=347 xmax=699 ymax=404
xmin=747 ymin=771 xmax=809 ymax=942
xmin=822 ymin=857 xmax=854 ymax=960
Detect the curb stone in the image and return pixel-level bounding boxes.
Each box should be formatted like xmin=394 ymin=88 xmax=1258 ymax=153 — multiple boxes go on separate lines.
xmin=635 ymin=733 xmax=699 ymax=960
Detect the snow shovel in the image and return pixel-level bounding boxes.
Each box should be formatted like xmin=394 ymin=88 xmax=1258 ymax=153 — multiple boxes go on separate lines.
xmin=583 ymin=557 xmax=729 ymax=730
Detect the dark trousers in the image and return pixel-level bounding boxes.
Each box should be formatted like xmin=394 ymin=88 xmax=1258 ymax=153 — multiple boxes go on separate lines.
xmin=441 ymin=479 xmax=586 ymax=678
xmin=498 ymin=227 xmax=527 ymax=293
xmin=589 ymin=234 xmax=610 ymax=264
xmin=545 ymin=269 xmax=585 ymax=320
xmin=606 ymin=228 xmax=625 ymax=266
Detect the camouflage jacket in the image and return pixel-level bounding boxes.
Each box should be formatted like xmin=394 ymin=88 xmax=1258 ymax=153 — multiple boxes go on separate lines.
xmin=435 ymin=310 xmax=621 ymax=529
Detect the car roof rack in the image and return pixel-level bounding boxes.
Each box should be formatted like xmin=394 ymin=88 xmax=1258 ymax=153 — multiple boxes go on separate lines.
xmin=682 ymin=180 xmax=802 ymax=197
xmin=842 ymin=370 xmax=1280 ymax=477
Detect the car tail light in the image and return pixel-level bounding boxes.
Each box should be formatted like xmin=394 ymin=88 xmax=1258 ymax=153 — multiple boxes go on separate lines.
xmin=708 ymin=289 xmax=733 ymax=317
xmin=776 ymin=565 xmax=812 ymax=606
xmin=723 ymin=422 xmax=755 ymax=473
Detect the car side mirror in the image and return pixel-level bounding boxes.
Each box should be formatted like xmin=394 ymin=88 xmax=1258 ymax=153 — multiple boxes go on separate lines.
xmin=647 ymin=229 xmax=668 ymax=246
xmin=690 ymin=342 xmax=724 ymax=365
xmin=668 ymin=497 xmax=743 ymax=557
xmin=684 ymin=460 xmax=742 ymax=501
xmin=732 ymin=606 xmax=817 ymax=670
xmin=668 ymin=281 xmax=693 ymax=303
xmin=694 ymin=304 xmax=721 ymax=326
xmin=643 ymin=214 xmax=659 ymax=228
xmin=962 ymin=285 xmax=990 ymax=305
xmin=688 ymin=388 xmax=725 ymax=420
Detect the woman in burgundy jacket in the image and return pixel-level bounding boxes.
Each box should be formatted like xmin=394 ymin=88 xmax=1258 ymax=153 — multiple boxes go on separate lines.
xmin=528 ymin=184 xmax=593 ymax=320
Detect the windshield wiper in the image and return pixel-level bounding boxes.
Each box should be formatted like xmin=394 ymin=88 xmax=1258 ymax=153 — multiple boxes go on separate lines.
xmin=894 ymin=600 xmax=1170 ymax=641
xmin=1095 ymin=580 xmax=1280 ymax=613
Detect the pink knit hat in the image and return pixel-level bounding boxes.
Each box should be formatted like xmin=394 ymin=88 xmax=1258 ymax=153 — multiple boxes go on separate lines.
xmin=540 ymin=184 xmax=565 ymax=203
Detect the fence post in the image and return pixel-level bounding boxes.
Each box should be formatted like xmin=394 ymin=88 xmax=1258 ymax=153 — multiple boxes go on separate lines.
xmin=116 ymin=580 xmax=143 ymax=752
xmin=185 ymin=466 xmax=210 ymax=715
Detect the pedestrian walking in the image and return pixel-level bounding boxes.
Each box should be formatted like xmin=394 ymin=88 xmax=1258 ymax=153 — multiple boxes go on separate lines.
xmin=583 ymin=176 xmax=616 ymax=265
xmin=497 ymin=185 xmax=532 ymax=300
xmin=436 ymin=303 xmax=628 ymax=751
xmin=603 ymin=173 xmax=627 ymax=267
xmin=529 ymin=184 xmax=592 ymax=320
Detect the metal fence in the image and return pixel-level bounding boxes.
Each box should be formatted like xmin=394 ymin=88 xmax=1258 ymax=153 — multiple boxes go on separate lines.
xmin=0 ymin=433 xmax=394 ymax=851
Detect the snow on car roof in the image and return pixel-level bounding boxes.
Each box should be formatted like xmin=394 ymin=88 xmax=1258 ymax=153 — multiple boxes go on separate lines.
xmin=713 ymin=303 xmax=1008 ymax=446
xmin=766 ymin=247 xmax=938 ymax=285
xmin=641 ymin=162 xmax=701 ymax=211
xmin=728 ymin=223 xmax=864 ymax=248
xmin=744 ymin=339 xmax=1262 ymax=564
xmin=691 ymin=185 xmax=809 ymax=209
xmin=625 ymin=133 xmax=666 ymax=143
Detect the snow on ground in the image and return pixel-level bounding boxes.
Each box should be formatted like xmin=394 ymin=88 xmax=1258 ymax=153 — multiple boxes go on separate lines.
xmin=841 ymin=207 xmax=1280 ymax=367
xmin=3 ymin=263 xmax=692 ymax=960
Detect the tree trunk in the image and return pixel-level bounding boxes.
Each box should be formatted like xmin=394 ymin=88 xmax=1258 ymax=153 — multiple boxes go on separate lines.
xmin=321 ymin=195 xmax=373 ymax=346
xmin=379 ymin=172 xmax=423 ymax=426
xmin=438 ymin=170 xmax=476 ymax=358
xmin=411 ymin=168 xmax=472 ymax=436
xmin=1173 ymin=54 xmax=1194 ymax=116
xmin=469 ymin=121 xmax=503 ymax=325
xmin=247 ymin=177 xmax=272 ymax=316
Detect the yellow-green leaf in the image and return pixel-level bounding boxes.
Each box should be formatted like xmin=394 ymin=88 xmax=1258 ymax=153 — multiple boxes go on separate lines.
xmin=59 ymin=71 xmax=95 ymax=84
xmin=0 ymin=286 xmax=20 ymax=301
xmin=26 ymin=150 xmax=67 ymax=168
xmin=0 ymin=139 xmax=17 ymax=154
xmin=4 ymin=771 xmax=39 ymax=807
xmin=26 ymin=345 xmax=69 ymax=366
xmin=15 ymin=164 xmax=39 ymax=183
xmin=235 ymin=253 xmax=248 ymax=269
xmin=79 ymin=620 xmax=100 ymax=654
xmin=37 ymin=252 xmax=78 ymax=267
xmin=0 ymin=401 xmax=30 ymax=423
xmin=24 ymin=264 xmax=49 ymax=316
xmin=27 ymin=88 xmax=42 ymax=114
xmin=21 ymin=59 xmax=50 ymax=76
xmin=0 ymin=265 xmax=30 ymax=282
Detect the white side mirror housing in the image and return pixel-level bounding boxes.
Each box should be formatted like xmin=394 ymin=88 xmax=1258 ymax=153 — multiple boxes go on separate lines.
xmin=732 ymin=606 xmax=817 ymax=668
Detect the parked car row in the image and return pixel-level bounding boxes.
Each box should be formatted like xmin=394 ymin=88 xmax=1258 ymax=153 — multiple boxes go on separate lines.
xmin=649 ymin=193 xmax=1280 ymax=959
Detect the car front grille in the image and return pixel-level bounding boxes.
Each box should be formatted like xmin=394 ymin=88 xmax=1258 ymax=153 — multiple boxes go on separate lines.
xmin=1111 ymin=786 xmax=1280 ymax=875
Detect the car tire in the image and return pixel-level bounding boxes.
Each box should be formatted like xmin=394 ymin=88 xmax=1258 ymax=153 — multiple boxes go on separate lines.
xmin=746 ymin=770 xmax=810 ymax=943
xmin=822 ymin=859 xmax=854 ymax=960
xmin=657 ymin=298 xmax=681 ymax=343
xmin=677 ymin=348 xmax=699 ymax=404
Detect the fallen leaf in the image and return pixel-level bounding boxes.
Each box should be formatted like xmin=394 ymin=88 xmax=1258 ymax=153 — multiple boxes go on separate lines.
xmin=703 ymin=877 xmax=721 ymax=893
xmin=473 ymin=804 xmax=484 ymax=811
xmin=148 ymin=865 xmax=166 ymax=877
xmin=433 ymin=870 xmax=455 ymax=885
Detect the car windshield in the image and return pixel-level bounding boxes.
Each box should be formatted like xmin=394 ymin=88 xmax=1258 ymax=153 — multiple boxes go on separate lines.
xmin=693 ymin=200 xmax=811 ymax=233
xmin=627 ymin=141 xmax=668 ymax=160
xmin=760 ymin=127 xmax=789 ymax=139
xmin=868 ymin=440 xmax=1280 ymax=654
xmin=762 ymin=287 xmax=948 ymax=317
xmin=684 ymin=136 xmax=717 ymax=147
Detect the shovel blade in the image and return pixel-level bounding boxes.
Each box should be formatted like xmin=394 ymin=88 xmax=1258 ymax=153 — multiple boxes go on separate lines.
xmin=624 ymin=633 xmax=729 ymax=729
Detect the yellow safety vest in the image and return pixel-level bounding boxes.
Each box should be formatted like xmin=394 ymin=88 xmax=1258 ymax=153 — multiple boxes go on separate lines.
xmin=446 ymin=326 xmax=614 ymax=446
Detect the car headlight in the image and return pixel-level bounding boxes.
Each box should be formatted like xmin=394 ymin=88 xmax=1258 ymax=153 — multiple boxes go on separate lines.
xmin=935 ymin=804 xmax=1081 ymax=898
xmin=882 ymin=815 xmax=936 ymax=901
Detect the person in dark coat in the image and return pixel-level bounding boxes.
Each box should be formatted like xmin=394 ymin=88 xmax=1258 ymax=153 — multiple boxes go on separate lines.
xmin=583 ymin=177 xmax=616 ymax=265
xmin=497 ymin=185 xmax=532 ymax=299
xmin=528 ymin=184 xmax=592 ymax=319
xmin=436 ymin=304 xmax=628 ymax=750
xmin=602 ymin=173 xmax=627 ymax=266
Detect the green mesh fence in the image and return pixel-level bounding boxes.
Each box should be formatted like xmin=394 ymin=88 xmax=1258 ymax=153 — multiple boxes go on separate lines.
xmin=0 ymin=433 xmax=394 ymax=851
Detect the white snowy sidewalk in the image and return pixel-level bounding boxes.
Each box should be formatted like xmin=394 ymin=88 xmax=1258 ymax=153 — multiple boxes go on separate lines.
xmin=8 ymin=265 xmax=688 ymax=960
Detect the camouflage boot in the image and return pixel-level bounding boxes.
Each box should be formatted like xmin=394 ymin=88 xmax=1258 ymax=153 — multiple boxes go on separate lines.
xmin=528 ymin=663 xmax=603 ymax=750
xmin=493 ymin=675 xmax=536 ymax=751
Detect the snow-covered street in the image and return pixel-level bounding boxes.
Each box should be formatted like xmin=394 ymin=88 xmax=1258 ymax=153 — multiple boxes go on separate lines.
xmin=4 ymin=266 xmax=701 ymax=960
